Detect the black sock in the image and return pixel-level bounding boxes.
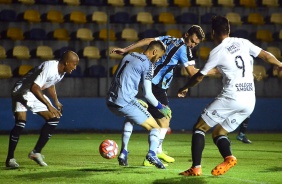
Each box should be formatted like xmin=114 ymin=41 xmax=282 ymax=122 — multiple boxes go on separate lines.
xmin=7 ymin=120 xmax=26 ymax=159
xmin=213 ymin=135 xmax=232 ymax=158
xmin=239 ymin=117 xmax=249 ymax=134
xmin=191 ymin=129 xmax=205 ymax=167
xmin=34 ymin=119 xmax=58 ymax=153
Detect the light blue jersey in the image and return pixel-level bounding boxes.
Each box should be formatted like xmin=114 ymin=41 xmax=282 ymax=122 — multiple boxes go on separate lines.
xmin=107 ymin=52 xmax=155 ymax=107
xmin=153 ymin=36 xmax=195 ymax=89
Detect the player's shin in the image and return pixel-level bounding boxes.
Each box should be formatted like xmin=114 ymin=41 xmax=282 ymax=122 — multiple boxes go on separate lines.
xmin=148 ymin=128 xmax=160 ymax=153
xmin=213 ymin=135 xmax=232 ymax=158
xmin=192 ymin=129 xmax=206 ymax=167
xmin=121 ymin=121 xmax=133 ymax=153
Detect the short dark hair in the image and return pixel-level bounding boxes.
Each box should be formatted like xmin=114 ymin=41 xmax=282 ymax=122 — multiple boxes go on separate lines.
xmin=147 ymin=40 xmax=166 ymax=52
xmin=187 ymin=25 xmax=205 ymax=41
xmin=212 ymin=16 xmax=230 ymax=36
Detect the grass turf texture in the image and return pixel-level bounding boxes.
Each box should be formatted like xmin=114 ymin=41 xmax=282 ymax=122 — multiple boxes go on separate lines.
xmin=0 ymin=133 xmax=281 ymax=184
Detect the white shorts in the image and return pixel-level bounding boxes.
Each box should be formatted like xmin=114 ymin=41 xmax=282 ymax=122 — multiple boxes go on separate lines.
xmin=201 ymin=96 xmax=255 ymax=132
xmin=107 ymin=99 xmax=151 ymax=125
xmin=12 ymin=92 xmax=51 ymax=113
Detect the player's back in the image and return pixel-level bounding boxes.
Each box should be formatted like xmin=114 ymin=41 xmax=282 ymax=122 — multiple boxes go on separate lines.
xmin=108 ymin=52 xmax=151 ymax=107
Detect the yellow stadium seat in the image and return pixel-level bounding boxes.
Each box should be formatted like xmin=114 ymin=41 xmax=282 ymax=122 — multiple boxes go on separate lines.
xmin=136 ymin=12 xmax=154 ymax=24
xmin=107 ymin=0 xmax=125 ymax=6
xmin=23 ymin=9 xmax=41 ymax=23
xmin=195 ymin=0 xmax=213 ymax=7
xmin=151 ymin=0 xmax=169 ymax=6
xmin=76 ymin=28 xmax=94 ymax=41
xmin=18 ymin=0 xmax=35 ymax=4
xmin=218 ymin=0 xmax=234 ymax=7
xmin=53 ymin=28 xmax=70 ymax=40
xmin=18 ymin=65 xmax=33 ymax=76
xmin=197 ymin=46 xmax=211 ymax=60
xmin=279 ymin=30 xmax=282 ymax=40
xmin=13 ymin=46 xmax=31 ymax=60
xmin=270 ymin=13 xmax=282 ymax=25
xmin=247 ymin=13 xmax=265 ymax=25
xmin=36 ymin=46 xmax=54 ymax=59
xmin=70 ymin=11 xmax=87 ymax=24
xmin=0 ymin=64 xmax=12 ymax=78
xmin=0 ymin=0 xmax=12 ymax=4
xmin=7 ymin=27 xmax=24 ymax=40
xmin=111 ymin=64 xmax=119 ymax=76
xmin=173 ymin=0 xmax=191 ymax=7
xmin=99 ymin=29 xmax=116 ymax=41
xmin=92 ymin=11 xmax=107 ymax=24
xmin=129 ymin=0 xmax=147 ymax=6
xmin=121 ymin=28 xmax=139 ymax=41
xmin=158 ymin=12 xmax=176 ymax=24
xmin=226 ymin=12 xmax=242 ymax=25
xmin=262 ymin=0 xmax=279 ymax=7
xmin=267 ymin=46 xmax=281 ymax=59
xmin=256 ymin=30 xmax=273 ymax=42
xmin=63 ymin=0 xmax=80 ymax=5
xmin=0 ymin=46 xmax=7 ymax=59
xmin=239 ymin=0 xmax=257 ymax=8
xmin=166 ymin=29 xmax=182 ymax=38
xmin=129 ymin=47 xmax=144 ymax=53
xmin=47 ymin=10 xmax=64 ymax=23
xmin=83 ymin=46 xmax=101 ymax=59
xmin=253 ymin=65 xmax=268 ymax=81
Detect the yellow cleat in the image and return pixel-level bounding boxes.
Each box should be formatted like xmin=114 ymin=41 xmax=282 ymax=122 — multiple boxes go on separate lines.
xmin=157 ymin=152 xmax=175 ymax=163
xmin=143 ymin=159 xmax=168 ymax=167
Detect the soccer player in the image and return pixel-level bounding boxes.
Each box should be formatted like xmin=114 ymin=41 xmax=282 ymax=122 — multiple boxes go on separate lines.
xmin=111 ymin=25 xmax=206 ymax=166
xmin=178 ymin=16 xmax=282 ymax=176
xmin=106 ymin=41 xmax=171 ymax=169
xmin=5 ymin=51 xmax=79 ymax=168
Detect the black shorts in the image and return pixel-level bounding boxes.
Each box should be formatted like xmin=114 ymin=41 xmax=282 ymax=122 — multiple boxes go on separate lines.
xmin=147 ymin=84 xmax=169 ymax=119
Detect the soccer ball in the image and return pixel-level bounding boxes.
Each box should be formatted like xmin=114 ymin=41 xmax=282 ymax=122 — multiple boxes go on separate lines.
xmin=99 ymin=139 xmax=118 ymax=159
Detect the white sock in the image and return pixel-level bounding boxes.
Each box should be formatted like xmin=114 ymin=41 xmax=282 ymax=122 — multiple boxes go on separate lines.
xmin=121 ymin=121 xmax=133 ymax=152
xmin=157 ymin=128 xmax=168 ymax=153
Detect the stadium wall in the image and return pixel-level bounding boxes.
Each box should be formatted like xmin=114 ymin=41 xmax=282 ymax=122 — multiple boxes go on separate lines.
xmin=1 ymin=98 xmax=281 ymax=132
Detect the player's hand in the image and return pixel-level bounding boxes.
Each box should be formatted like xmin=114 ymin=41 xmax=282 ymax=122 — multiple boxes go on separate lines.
xmin=47 ymin=105 xmax=62 ymax=118
xmin=158 ymin=105 xmax=172 ymax=119
xmin=111 ymin=48 xmax=127 ymax=55
xmin=55 ymin=101 xmax=63 ymax=114
xmin=177 ymin=88 xmax=188 ymax=98
xmin=137 ymin=99 xmax=148 ymax=109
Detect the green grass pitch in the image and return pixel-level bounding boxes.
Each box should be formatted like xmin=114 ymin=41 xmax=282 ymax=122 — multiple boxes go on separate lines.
xmin=0 ymin=132 xmax=281 ymax=184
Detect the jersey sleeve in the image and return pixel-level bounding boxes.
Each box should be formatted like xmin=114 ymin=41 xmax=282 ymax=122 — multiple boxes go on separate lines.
xmin=243 ymin=39 xmax=262 ymax=57
xmin=179 ymin=46 xmax=195 ymax=67
xmin=33 ymin=62 xmax=51 ymax=88
xmin=141 ymin=61 xmax=159 ymax=107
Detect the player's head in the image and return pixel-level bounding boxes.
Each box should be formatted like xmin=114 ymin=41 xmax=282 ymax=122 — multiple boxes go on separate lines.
xmin=183 ymin=25 xmax=205 ymax=49
xmin=144 ymin=40 xmax=166 ymax=63
xmin=60 ymin=50 xmax=80 ymax=74
xmin=211 ymin=15 xmax=230 ymax=41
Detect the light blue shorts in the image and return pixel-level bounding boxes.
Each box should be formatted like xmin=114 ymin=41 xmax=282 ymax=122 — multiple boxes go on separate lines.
xmin=107 ymin=99 xmax=151 ymax=125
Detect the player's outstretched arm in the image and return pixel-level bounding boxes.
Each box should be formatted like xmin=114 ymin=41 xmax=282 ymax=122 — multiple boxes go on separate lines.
xmin=111 ymin=38 xmax=155 ymax=55
xmin=258 ymin=50 xmax=282 ymax=68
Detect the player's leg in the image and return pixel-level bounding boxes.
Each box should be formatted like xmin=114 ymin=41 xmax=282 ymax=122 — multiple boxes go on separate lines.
xmin=146 ymin=86 xmax=174 ymax=163
xmin=236 ymin=116 xmax=251 ymax=143
xmin=118 ymin=120 xmax=133 ymax=166
xmin=179 ymin=117 xmax=210 ymax=176
xmin=140 ymin=116 xmax=165 ymax=169
xmin=6 ymin=111 xmax=27 ymax=168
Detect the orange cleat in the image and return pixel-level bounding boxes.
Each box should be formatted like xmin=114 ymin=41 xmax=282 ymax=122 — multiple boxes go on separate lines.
xmin=179 ymin=166 xmax=202 ymax=176
xmin=211 ymin=155 xmax=237 ymax=176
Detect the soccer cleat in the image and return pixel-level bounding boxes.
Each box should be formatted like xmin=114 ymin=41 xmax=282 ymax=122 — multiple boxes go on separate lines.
xmin=118 ymin=153 xmax=128 ymax=166
xmin=179 ymin=166 xmax=202 ymax=176
xmin=143 ymin=158 xmax=168 ymax=167
xmin=28 ymin=151 xmax=48 ymax=166
xmin=157 ymin=152 xmax=175 ymax=163
xmin=236 ymin=134 xmax=252 ymax=144
xmin=146 ymin=153 xmax=166 ymax=169
xmin=6 ymin=158 xmax=20 ymax=168
xmin=211 ymin=155 xmax=237 ymax=176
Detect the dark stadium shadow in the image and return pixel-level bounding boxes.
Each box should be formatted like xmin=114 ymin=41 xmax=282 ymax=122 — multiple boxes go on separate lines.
xmin=153 ymin=176 xmax=208 ymax=184
xmin=262 ymin=166 xmax=282 ymax=172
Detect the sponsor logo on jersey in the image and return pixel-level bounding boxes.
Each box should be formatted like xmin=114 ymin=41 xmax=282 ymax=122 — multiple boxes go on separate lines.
xmin=235 ymin=82 xmax=253 ymax=91
xmin=226 ymin=42 xmax=240 ymax=54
